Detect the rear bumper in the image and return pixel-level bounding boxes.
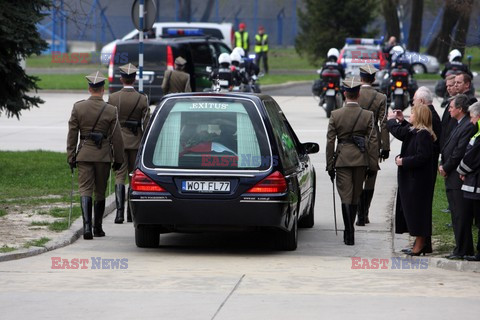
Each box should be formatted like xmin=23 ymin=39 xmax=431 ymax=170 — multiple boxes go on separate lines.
xmin=129 ymin=193 xmax=290 ymax=231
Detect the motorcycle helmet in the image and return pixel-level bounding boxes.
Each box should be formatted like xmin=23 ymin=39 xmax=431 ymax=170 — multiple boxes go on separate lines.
xmin=389 ymin=45 xmax=405 ymax=62
xmin=448 ymin=49 xmax=462 ymax=62
xmin=230 ymin=52 xmax=242 ymax=66
xmin=327 ymin=48 xmax=340 ymax=60
xmin=218 ymin=53 xmax=231 ymax=65
xmin=232 ymin=47 xmax=245 ymax=58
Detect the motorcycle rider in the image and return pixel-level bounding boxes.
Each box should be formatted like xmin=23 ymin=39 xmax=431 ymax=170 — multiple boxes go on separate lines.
xmin=320 ymin=48 xmax=345 ymax=79
xmin=210 ymin=53 xmax=241 ymax=91
xmin=233 ymin=47 xmax=260 ymax=81
xmin=230 ymin=51 xmax=247 ymax=87
xmin=388 ymin=45 xmax=417 ymax=103
xmin=441 ymin=49 xmax=473 ymax=79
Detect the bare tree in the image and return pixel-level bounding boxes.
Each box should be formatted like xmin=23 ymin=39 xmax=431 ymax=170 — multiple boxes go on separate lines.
xmin=382 ymin=0 xmax=401 ymax=40
xmin=452 ymin=0 xmax=473 ymax=57
xmin=407 ymin=0 xmax=423 ymax=52
xmin=426 ymin=0 xmax=459 ymax=63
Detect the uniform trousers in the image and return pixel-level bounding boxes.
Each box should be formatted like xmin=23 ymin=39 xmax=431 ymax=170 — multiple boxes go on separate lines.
xmin=115 ymin=149 xmax=138 ymax=184
xmin=78 ymin=162 xmax=111 ymax=200
xmin=336 ymin=166 xmax=367 ymax=205
xmin=363 ymin=170 xmax=377 ymax=190
xmin=462 ymin=197 xmax=480 ymax=253
xmin=446 ymin=188 xmax=475 ymax=256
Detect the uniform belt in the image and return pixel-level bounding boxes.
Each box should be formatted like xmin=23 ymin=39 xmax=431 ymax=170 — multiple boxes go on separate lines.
xmin=80 ymin=134 xmax=107 ymax=139
xmin=338 ymin=138 xmax=354 ymax=144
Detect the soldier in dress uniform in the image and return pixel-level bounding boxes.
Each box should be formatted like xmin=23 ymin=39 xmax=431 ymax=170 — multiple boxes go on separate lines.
xmin=108 ymin=63 xmax=150 ymax=223
xmin=326 ymin=77 xmax=378 ymax=245
xmin=356 ymin=64 xmax=389 ymax=226
xmin=161 ymin=56 xmax=192 ymax=94
xmin=67 ymin=71 xmax=124 ymax=239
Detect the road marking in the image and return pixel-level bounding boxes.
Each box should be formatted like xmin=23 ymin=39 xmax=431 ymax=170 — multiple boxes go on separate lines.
xmin=211 ymin=274 xmax=245 ymax=320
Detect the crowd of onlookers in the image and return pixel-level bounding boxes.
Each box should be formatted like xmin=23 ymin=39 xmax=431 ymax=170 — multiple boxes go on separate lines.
xmin=388 ymin=72 xmax=480 ymax=261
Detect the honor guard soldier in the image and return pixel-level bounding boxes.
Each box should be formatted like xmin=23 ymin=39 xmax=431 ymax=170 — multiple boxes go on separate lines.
xmin=108 ymin=63 xmax=150 ymax=223
xmin=326 ymin=77 xmax=378 ymax=245
xmin=161 ymin=56 xmax=192 ymax=95
xmin=357 ymin=64 xmax=389 ymax=226
xmin=67 ymin=71 xmax=124 ymax=239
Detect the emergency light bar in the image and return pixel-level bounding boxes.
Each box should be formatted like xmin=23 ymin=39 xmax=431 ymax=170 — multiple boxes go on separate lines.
xmin=166 ymin=28 xmax=204 ymax=36
xmin=345 ymin=38 xmax=383 ymax=45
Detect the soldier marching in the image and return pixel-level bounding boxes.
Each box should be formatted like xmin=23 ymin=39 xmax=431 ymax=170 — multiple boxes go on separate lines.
xmin=108 ymin=63 xmax=150 ymax=223
xmin=67 ymin=71 xmax=124 ymax=239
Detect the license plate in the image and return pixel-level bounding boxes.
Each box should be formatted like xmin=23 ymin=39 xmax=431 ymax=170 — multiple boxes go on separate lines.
xmin=182 ymin=181 xmax=230 ymax=192
xmin=394 ymin=88 xmax=404 ymax=94
xmin=326 ymin=89 xmax=335 ymax=96
xmin=219 ymin=80 xmax=229 ymax=86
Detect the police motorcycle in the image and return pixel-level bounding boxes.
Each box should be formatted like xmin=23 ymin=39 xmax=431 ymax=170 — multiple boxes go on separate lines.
xmin=233 ymin=47 xmax=261 ymax=93
xmin=312 ymin=48 xmax=345 ymax=118
xmin=379 ymin=46 xmax=417 ymax=111
xmin=435 ymin=49 xmax=474 ymax=100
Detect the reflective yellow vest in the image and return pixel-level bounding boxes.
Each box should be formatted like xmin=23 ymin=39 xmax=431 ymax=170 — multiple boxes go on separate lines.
xmin=235 ymin=31 xmax=249 ymax=51
xmin=255 ymin=34 xmax=268 ymax=53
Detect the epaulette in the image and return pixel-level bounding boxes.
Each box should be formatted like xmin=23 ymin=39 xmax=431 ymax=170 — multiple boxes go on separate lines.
xmin=74 ymin=99 xmax=86 ymax=105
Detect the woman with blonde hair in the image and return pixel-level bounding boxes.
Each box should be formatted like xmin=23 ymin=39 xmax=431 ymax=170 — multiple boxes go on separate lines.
xmin=387 ymin=103 xmax=436 ymax=255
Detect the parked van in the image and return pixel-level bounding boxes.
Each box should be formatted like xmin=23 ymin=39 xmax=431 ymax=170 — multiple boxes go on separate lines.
xmin=100 ymin=22 xmax=234 ymax=64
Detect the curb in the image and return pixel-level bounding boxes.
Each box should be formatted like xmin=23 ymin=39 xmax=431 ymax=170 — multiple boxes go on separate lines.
xmin=0 ymin=192 xmax=117 ymax=263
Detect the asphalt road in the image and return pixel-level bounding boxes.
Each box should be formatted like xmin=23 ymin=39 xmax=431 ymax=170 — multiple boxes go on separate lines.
xmin=1 ymin=90 xmax=479 ymax=319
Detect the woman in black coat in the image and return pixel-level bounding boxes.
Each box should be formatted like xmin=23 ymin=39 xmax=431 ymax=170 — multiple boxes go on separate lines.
xmin=387 ymin=104 xmax=437 ymax=255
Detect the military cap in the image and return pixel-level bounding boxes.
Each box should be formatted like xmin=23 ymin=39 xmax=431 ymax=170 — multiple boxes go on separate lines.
xmin=359 ymin=64 xmax=378 ymax=78
xmin=175 ymin=56 xmax=187 ymax=66
xmin=85 ymin=71 xmax=106 ymax=88
xmin=342 ymin=77 xmax=362 ymax=92
xmin=119 ymin=63 xmax=138 ymax=78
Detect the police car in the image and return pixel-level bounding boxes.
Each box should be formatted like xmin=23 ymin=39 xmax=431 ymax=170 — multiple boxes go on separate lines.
xmin=338 ymin=38 xmax=387 ymax=76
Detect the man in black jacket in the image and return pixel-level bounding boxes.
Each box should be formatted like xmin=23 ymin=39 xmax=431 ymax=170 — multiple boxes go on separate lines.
xmin=439 ymin=94 xmax=477 ymax=259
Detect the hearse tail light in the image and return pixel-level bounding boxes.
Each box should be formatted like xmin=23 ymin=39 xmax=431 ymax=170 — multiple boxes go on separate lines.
xmin=108 ymin=44 xmax=116 ymax=82
xmin=131 ymin=169 xmax=166 ymax=192
xmin=246 ymin=171 xmax=287 ymax=194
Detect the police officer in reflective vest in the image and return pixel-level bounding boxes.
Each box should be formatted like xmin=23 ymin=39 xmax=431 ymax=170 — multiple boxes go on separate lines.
xmin=254 ymin=26 xmax=269 ymax=74
xmin=67 ymin=71 xmax=124 ymax=239
xmin=108 ymin=64 xmax=150 ymax=223
xmin=235 ymin=22 xmax=249 ymax=56
xmin=326 ymin=77 xmax=378 ymax=245
xmin=357 ymin=64 xmax=389 ymax=226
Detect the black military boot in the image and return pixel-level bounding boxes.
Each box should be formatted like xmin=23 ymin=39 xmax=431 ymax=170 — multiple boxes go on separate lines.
xmin=93 ymin=199 xmax=106 ymax=237
xmin=81 ymin=196 xmax=93 ymax=240
xmin=364 ymin=189 xmax=374 ymax=224
xmin=349 ymin=204 xmax=357 ymax=245
xmin=342 ymin=204 xmax=354 ymax=245
xmin=114 ymin=184 xmax=125 ymax=224
xmin=356 ymin=191 xmax=367 ymax=226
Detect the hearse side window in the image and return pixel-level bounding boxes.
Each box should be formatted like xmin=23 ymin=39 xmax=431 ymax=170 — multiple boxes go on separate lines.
xmin=264 ymin=100 xmax=300 ymax=170
xmin=144 ymin=98 xmax=271 ymax=170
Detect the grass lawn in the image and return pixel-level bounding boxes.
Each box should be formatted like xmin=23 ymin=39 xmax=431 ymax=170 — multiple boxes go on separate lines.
xmin=0 ymin=151 xmax=117 ymax=237
xmin=36 ymin=74 xmax=108 ymax=90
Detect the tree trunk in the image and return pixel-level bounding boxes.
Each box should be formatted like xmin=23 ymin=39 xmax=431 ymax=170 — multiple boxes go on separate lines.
xmin=426 ymin=0 xmax=459 ymax=63
xmin=407 ymin=0 xmax=423 ymax=52
xmin=382 ymin=0 xmax=401 ymax=40
xmin=200 ymin=0 xmax=215 ymax=22
xmin=452 ymin=0 xmax=472 ymax=57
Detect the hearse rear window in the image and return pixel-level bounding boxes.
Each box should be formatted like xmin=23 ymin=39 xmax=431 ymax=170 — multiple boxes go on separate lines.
xmin=144 ymin=98 xmax=271 ymax=170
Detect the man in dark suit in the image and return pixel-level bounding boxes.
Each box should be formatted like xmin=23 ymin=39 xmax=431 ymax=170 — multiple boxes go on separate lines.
xmin=439 ymin=94 xmax=476 ymax=259
xmin=439 ymin=74 xmax=458 ymax=150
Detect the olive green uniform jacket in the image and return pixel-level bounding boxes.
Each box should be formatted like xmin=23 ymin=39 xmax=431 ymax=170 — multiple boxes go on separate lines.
xmin=161 ymin=69 xmax=192 ymax=94
xmin=67 ymin=96 xmax=124 ymax=163
xmin=359 ymin=85 xmax=389 ymax=170
xmin=108 ymin=87 xmax=150 ymax=150
xmin=326 ymin=102 xmax=378 ymax=171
